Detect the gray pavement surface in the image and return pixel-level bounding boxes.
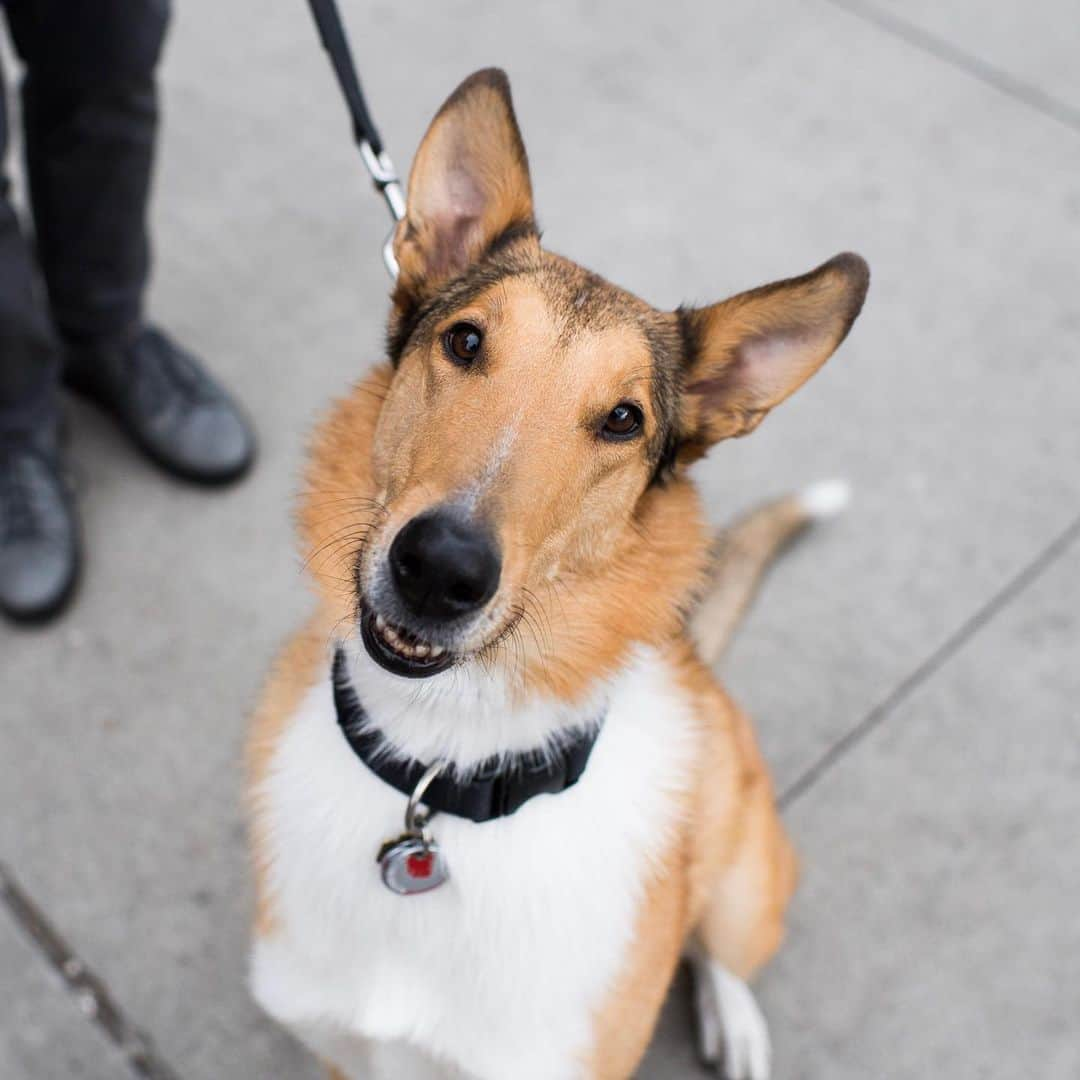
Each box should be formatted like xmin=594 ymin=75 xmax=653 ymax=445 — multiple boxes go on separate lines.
xmin=0 ymin=895 xmax=129 ymax=1080
xmin=1 ymin=1 xmax=1077 ymax=1077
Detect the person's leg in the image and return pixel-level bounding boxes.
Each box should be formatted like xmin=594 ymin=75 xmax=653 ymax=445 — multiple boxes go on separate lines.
xmin=9 ymin=0 xmax=255 ymax=484
xmin=0 ymin=205 xmax=61 ymax=432
xmin=10 ymin=0 xmax=165 ymax=341
xmin=0 ymin=20 xmax=80 ymax=624
xmin=0 ymin=25 xmax=62 ymax=429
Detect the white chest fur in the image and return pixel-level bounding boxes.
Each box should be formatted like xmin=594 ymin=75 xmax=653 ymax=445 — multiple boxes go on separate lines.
xmin=251 ymin=647 xmax=699 ymax=1080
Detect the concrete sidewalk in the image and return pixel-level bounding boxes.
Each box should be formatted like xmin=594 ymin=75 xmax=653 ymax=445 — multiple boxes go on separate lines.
xmin=2 ymin=1 xmax=1078 ymax=1077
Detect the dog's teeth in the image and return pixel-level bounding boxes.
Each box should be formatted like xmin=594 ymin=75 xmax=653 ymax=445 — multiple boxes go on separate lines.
xmin=373 ymin=617 xmax=444 ymax=663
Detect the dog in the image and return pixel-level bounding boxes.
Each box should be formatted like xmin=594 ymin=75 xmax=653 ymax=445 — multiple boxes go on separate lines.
xmin=247 ymin=68 xmax=868 ymax=1080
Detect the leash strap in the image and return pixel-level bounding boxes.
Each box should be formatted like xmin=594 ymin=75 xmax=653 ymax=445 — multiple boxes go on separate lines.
xmin=332 ymin=649 xmax=602 ymax=823
xmin=305 ymin=0 xmax=405 ymax=276
xmin=307 ymin=0 xmax=384 ymax=153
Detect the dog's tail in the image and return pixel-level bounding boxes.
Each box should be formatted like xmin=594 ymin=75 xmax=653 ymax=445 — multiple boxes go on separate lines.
xmin=689 ymin=479 xmax=851 ymax=666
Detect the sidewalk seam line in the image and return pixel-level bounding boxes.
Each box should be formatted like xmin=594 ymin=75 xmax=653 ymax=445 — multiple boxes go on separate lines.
xmin=821 ymin=0 xmax=1080 ymax=135
xmin=780 ymin=510 xmax=1080 ymax=809
xmin=0 ymin=862 xmax=185 ymax=1080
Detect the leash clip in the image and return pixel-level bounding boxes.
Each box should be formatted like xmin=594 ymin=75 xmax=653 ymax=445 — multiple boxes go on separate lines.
xmin=359 ymin=139 xmax=405 ymax=279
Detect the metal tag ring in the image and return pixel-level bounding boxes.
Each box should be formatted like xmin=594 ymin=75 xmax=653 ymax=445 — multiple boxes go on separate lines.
xmin=405 ymin=761 xmax=444 ymax=834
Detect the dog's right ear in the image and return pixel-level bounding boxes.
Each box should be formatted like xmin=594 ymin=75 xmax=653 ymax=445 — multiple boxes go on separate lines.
xmin=675 ymin=253 xmax=870 ymax=462
xmin=393 ymin=68 xmax=535 ymax=302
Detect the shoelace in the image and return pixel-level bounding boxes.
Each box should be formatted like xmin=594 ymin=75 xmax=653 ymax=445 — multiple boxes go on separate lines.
xmin=135 ymin=329 xmax=220 ymax=413
xmin=0 ymin=447 xmax=47 ymax=543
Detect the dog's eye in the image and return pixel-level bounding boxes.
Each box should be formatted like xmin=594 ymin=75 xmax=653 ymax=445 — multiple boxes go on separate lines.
xmin=444 ymin=322 xmax=483 ymax=365
xmin=601 ymin=402 xmax=644 ymax=441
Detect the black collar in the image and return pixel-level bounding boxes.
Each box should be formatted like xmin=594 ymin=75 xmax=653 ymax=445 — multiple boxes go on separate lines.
xmin=331 ymin=649 xmax=602 ymax=823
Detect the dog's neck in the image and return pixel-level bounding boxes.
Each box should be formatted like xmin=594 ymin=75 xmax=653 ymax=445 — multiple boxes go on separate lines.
xmin=338 ymin=631 xmax=614 ymax=773
xmin=319 ymin=476 xmax=711 ymax=769
xmin=330 ymin=481 xmax=711 ymax=771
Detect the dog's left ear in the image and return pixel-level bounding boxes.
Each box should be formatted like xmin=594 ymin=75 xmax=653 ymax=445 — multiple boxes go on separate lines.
xmin=676 ymin=253 xmax=869 ymax=461
xmin=393 ymin=68 xmax=535 ymax=301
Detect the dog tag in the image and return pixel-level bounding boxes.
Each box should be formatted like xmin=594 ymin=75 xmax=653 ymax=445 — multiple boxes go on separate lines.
xmin=377 ymin=761 xmax=449 ymax=895
xmin=377 ymin=834 xmax=449 ymax=895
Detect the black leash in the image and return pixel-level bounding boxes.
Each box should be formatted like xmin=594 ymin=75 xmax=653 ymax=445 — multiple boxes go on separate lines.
xmin=307 ymin=0 xmax=384 ymax=154
xmin=305 ymin=0 xmax=404 ymax=276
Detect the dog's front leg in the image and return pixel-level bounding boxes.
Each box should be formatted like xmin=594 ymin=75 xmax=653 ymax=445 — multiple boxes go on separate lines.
xmin=689 ymin=735 xmax=796 ymax=1080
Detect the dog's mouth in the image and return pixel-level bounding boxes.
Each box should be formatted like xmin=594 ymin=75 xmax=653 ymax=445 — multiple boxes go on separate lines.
xmin=360 ymin=609 xmax=455 ymax=679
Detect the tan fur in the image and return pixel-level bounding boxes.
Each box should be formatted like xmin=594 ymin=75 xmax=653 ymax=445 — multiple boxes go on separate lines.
xmin=302 ymin=344 xmax=712 ymax=703
xmin=585 ymin=646 xmax=796 ymax=1076
xmin=248 ymin=66 xmax=867 ymax=1079
xmin=691 ymin=492 xmax=819 ymax=665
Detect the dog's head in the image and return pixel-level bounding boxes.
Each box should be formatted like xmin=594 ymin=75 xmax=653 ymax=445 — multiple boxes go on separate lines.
xmin=326 ymin=69 xmax=867 ymax=682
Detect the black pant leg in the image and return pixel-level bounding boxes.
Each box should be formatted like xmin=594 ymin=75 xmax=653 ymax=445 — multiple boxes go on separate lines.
xmin=0 ymin=24 xmax=60 ymax=427
xmin=5 ymin=0 xmax=171 ymax=343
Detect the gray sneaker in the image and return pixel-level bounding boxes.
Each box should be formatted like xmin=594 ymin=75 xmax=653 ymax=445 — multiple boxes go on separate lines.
xmin=0 ymin=429 xmax=80 ymax=623
xmin=65 ymin=325 xmax=256 ymax=485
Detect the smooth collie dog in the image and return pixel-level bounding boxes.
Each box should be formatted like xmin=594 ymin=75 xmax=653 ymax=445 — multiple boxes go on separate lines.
xmin=248 ymin=68 xmax=868 ymax=1080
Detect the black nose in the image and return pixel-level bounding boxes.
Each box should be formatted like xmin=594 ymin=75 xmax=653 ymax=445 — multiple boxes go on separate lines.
xmin=389 ymin=511 xmax=501 ymax=621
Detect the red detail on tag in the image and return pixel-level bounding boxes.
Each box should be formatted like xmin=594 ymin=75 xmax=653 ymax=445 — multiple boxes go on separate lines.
xmin=406 ymin=851 xmax=434 ymax=878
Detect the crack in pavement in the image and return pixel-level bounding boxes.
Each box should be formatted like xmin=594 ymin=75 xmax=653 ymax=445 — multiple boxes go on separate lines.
xmin=823 ymin=0 xmax=1080 ymax=135
xmin=780 ymin=510 xmax=1080 ymax=809
xmin=0 ymin=862 xmax=184 ymax=1080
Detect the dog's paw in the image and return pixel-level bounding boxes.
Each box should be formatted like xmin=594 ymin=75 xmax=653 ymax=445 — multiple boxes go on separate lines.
xmin=691 ymin=958 xmax=772 ymax=1080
